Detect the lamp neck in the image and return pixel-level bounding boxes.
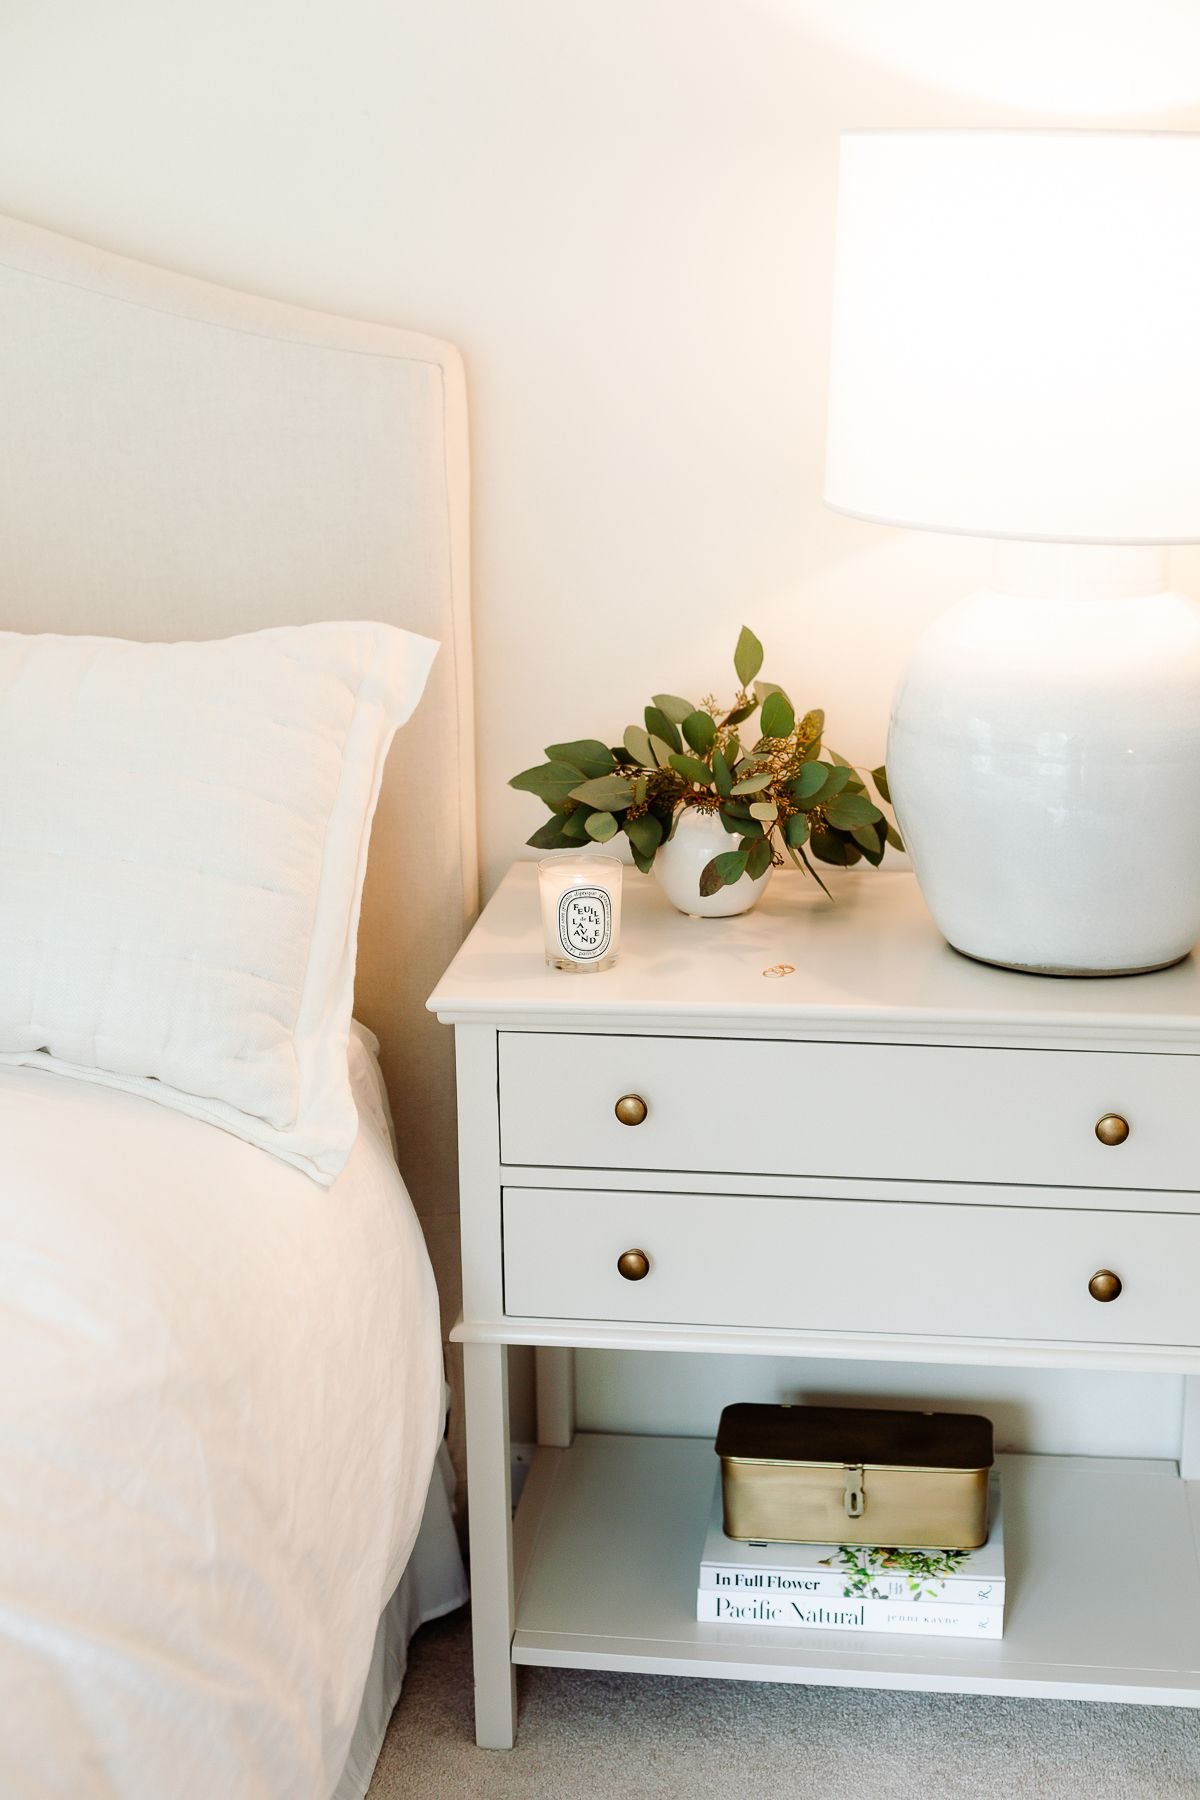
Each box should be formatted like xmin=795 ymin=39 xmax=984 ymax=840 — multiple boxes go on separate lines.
xmin=992 ymin=543 xmax=1170 ymax=601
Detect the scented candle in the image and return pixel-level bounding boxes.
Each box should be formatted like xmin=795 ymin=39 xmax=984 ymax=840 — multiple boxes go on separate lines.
xmin=537 ymin=854 xmax=622 ymax=972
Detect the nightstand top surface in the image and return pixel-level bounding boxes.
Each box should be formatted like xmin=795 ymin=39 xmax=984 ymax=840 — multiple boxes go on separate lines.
xmin=427 ymin=862 xmax=1200 ymax=1049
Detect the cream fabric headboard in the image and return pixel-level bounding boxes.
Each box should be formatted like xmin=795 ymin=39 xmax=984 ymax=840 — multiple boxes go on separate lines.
xmin=0 ymin=211 xmax=476 ymax=1342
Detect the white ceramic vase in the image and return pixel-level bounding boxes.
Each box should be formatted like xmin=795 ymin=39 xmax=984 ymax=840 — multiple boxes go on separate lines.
xmin=887 ymin=547 xmax=1200 ymax=975
xmin=653 ymin=805 xmax=772 ymax=918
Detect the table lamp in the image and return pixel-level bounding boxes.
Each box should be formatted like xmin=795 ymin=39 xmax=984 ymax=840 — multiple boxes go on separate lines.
xmin=825 ymin=130 xmax=1200 ymax=975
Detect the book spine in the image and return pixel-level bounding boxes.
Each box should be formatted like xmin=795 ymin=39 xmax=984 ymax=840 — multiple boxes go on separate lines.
xmin=696 ymin=1589 xmax=1004 ymax=1639
xmin=699 ymin=1566 xmax=1004 ymax=1605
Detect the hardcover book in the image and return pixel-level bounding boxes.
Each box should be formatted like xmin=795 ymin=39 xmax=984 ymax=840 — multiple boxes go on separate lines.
xmin=695 ymin=1588 xmax=1004 ymax=1638
xmin=699 ymin=1471 xmax=1005 ymax=1606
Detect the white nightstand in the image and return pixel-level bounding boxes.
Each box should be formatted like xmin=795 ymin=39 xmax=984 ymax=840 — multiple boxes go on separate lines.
xmin=428 ymin=863 xmax=1200 ymax=1749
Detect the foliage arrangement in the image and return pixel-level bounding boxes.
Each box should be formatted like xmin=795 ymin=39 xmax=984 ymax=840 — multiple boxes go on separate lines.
xmin=510 ymin=627 xmax=902 ymax=896
xmin=821 ymin=1543 xmax=972 ymax=1602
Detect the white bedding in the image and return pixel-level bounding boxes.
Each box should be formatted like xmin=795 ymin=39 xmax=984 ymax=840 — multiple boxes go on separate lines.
xmin=0 ymin=1027 xmax=445 ymax=1799
xmin=0 ymin=623 xmax=439 ymax=1184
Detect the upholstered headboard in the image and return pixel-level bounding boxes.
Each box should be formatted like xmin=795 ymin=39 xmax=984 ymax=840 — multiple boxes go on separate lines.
xmin=0 ymin=210 xmax=476 ymax=1335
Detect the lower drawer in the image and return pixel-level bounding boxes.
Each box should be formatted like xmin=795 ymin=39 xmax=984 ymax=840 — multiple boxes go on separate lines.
xmin=501 ymin=1187 xmax=1200 ymax=1347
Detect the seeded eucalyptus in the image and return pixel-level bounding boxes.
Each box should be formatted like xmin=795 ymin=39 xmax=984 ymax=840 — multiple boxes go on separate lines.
xmin=509 ymin=627 xmax=903 ymax=896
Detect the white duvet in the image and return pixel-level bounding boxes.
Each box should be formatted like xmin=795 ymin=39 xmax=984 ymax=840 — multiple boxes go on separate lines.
xmin=0 ymin=1028 xmax=444 ymax=1800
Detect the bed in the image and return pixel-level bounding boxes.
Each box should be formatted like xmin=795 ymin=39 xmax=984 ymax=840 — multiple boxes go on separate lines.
xmin=0 ymin=211 xmax=475 ymax=1797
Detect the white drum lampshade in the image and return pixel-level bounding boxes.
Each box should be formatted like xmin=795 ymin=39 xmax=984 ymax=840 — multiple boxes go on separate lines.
xmin=826 ymin=130 xmax=1200 ymax=974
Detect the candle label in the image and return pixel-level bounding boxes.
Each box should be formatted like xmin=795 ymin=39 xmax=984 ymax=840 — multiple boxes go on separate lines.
xmin=557 ymin=885 xmax=613 ymax=961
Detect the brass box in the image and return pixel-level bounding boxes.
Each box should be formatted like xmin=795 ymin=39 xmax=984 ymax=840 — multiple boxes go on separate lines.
xmin=715 ymin=1403 xmax=993 ymax=1550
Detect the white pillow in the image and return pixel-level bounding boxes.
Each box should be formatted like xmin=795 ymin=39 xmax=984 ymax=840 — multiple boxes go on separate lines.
xmin=0 ymin=622 xmax=437 ymax=1182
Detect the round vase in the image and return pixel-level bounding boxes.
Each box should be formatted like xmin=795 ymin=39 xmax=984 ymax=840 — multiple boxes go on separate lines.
xmin=653 ymin=805 xmax=772 ymax=918
xmin=887 ymin=557 xmax=1200 ymax=975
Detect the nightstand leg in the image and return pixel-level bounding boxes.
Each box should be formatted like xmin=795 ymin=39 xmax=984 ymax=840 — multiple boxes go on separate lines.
xmin=1180 ymin=1376 xmax=1200 ymax=1480
xmin=463 ymin=1340 xmax=518 ymax=1748
xmin=535 ymin=1346 xmax=575 ymax=1447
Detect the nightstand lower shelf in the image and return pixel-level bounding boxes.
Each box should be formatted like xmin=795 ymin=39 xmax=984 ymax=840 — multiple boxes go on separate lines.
xmin=511 ymin=1434 xmax=1200 ymax=1706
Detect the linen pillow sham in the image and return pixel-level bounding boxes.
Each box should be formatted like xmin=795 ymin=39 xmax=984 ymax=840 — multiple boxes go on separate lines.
xmin=0 ymin=621 xmax=437 ymax=1182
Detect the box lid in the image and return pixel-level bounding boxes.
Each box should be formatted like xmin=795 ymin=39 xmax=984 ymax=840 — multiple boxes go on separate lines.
xmin=715 ymin=1403 xmax=994 ymax=1472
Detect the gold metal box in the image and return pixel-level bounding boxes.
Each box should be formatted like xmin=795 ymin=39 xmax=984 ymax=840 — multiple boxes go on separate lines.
xmin=715 ymin=1403 xmax=994 ymax=1550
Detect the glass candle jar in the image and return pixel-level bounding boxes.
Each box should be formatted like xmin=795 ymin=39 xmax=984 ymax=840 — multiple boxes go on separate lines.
xmin=538 ymin=854 xmax=623 ymax=972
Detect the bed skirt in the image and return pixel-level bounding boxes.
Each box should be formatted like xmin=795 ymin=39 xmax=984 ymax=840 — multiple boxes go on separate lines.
xmin=333 ymin=1438 xmax=468 ymax=1799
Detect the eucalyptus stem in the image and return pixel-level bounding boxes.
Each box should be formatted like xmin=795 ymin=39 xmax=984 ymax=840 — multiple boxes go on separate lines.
xmin=508 ymin=627 xmax=903 ymax=895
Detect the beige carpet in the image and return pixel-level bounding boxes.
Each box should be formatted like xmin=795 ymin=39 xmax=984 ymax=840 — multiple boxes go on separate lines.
xmin=368 ymin=1609 xmax=1200 ymax=1798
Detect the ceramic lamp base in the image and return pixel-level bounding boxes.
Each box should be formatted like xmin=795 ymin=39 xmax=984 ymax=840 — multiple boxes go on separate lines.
xmin=950 ymin=946 xmax=1188 ymax=981
xmin=888 ymin=546 xmax=1200 ymax=977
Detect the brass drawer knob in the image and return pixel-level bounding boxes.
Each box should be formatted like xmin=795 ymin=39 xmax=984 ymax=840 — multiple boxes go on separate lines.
xmin=614 ymin=1093 xmax=648 ymax=1127
xmin=616 ymin=1248 xmax=651 ymax=1281
xmin=1088 ymin=1269 xmax=1123 ymax=1303
xmin=1095 ymin=1113 xmax=1130 ymax=1146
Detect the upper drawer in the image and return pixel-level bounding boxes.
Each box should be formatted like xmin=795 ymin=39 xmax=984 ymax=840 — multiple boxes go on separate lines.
xmin=498 ymin=1032 xmax=1200 ymax=1190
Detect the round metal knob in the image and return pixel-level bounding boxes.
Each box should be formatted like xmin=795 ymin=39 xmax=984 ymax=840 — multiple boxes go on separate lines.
xmin=1095 ymin=1113 xmax=1130 ymax=1147
xmin=1088 ymin=1269 xmax=1123 ymax=1303
xmin=616 ymin=1248 xmax=650 ymax=1282
xmin=614 ymin=1093 xmax=648 ymax=1127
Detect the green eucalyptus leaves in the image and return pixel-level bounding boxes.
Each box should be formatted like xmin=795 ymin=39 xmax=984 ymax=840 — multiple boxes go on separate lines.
xmin=510 ymin=627 xmax=902 ymax=896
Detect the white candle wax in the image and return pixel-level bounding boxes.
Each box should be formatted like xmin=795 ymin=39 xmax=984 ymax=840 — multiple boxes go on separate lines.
xmin=537 ymin=854 xmax=623 ymax=972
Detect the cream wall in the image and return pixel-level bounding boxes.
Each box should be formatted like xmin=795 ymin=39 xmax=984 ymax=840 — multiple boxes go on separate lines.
xmin=4 ymin=0 xmax=1199 ymax=1456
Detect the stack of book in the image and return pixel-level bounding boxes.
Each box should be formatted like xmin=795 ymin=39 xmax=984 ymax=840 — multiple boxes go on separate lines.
xmin=696 ymin=1473 xmax=1005 ymax=1640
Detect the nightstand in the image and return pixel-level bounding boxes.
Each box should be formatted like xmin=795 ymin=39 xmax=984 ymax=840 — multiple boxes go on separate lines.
xmin=428 ymin=863 xmax=1200 ymax=1749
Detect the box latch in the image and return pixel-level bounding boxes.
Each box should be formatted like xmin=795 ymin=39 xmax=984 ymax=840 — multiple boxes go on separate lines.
xmin=843 ymin=1463 xmax=866 ymax=1519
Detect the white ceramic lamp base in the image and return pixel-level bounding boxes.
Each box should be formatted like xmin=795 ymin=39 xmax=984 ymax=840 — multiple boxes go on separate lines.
xmin=887 ymin=546 xmax=1200 ymax=976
